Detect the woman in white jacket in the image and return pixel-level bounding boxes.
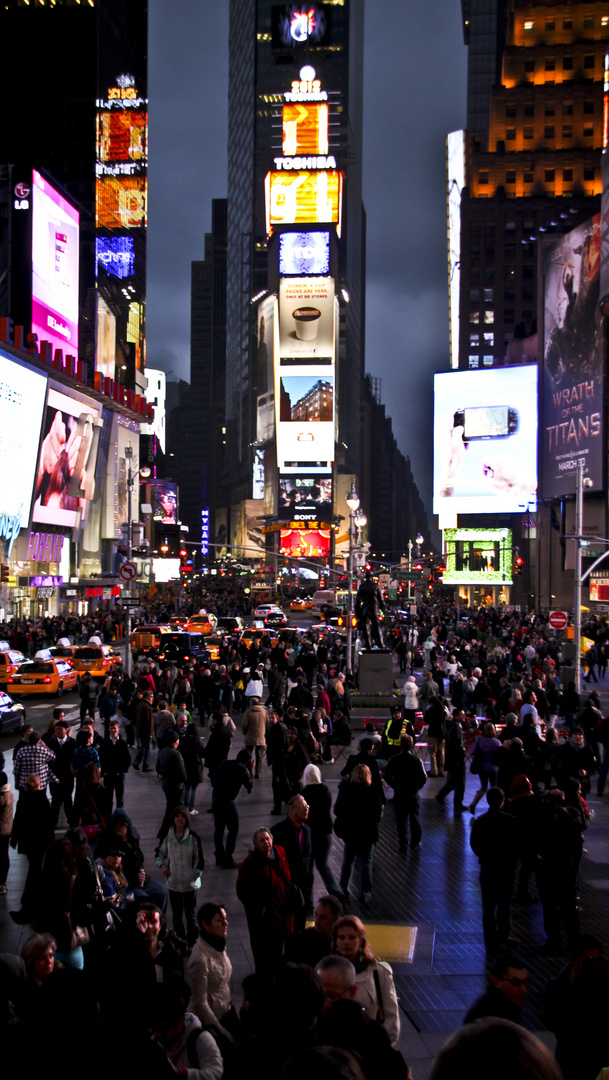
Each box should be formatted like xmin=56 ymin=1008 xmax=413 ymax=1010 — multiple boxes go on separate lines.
xmin=156 ymin=806 xmax=204 ymax=944
xmin=403 ymin=675 xmax=420 ymax=726
xmin=331 ymin=914 xmax=400 ymax=1046
xmin=187 ymin=901 xmax=239 ymax=1042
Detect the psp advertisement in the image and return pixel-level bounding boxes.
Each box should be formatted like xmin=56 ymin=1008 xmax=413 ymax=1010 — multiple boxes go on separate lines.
xmin=433 ymin=366 xmax=538 ymax=515
xmin=542 ymin=214 xmax=604 ymax=497
xmin=31 ymin=169 xmax=80 ymax=359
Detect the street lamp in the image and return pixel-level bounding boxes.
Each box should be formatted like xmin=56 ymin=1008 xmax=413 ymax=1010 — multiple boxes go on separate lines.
xmin=124 ymin=446 xmax=150 ymax=677
xmin=345 ymin=481 xmax=361 ymax=673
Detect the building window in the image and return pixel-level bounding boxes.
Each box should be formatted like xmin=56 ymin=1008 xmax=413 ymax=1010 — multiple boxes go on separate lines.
xmin=483 ymin=332 xmax=494 ymax=345
xmin=524 ymin=104 xmax=534 ymax=117
xmin=484 ymin=310 xmax=494 ymax=324
xmin=545 ymin=18 xmax=555 ymax=30
xmin=525 ymin=59 xmax=535 ymax=73
xmin=584 ymin=101 xmax=594 ymax=114
xmin=470 ymin=222 xmax=481 ymax=235
xmin=469 ymin=334 xmax=480 ymax=347
xmin=505 ymin=243 xmax=516 ymax=257
xmin=584 ymin=125 xmax=594 ymax=137
xmin=505 ymin=266 xmax=515 ymax=279
xmin=523 ymin=309 xmax=534 ymax=322
xmin=470 ymin=268 xmax=480 ymax=282
xmin=523 ymin=265 xmax=534 ymax=279
xmin=468 ymin=355 xmax=480 ymax=369
xmin=482 ymin=355 xmax=494 ymax=367
xmin=470 ymin=246 xmax=481 ymax=260
xmin=505 ymin=221 xmax=516 ymax=232
xmin=563 ymin=167 xmax=573 ymax=181
xmin=506 ymin=128 xmax=516 ymax=140
xmin=504 ymin=289 xmax=515 ymax=302
xmin=505 ymin=309 xmax=515 ymax=323
xmin=562 ymin=125 xmax=573 ymax=138
xmin=523 ymin=126 xmax=534 ymax=139
xmin=484 ymin=223 xmax=495 ymax=235
xmin=484 ymin=289 xmax=494 ymax=302
xmin=478 ymin=171 xmax=489 ymax=185
xmin=469 ymin=311 xmax=480 ymax=324
xmin=469 ymin=289 xmax=480 ymax=302
xmin=523 ymin=288 xmax=534 ymax=302
xmin=524 ymin=20 xmax=534 ymax=31
xmin=584 ymin=167 xmax=595 ymax=181
xmin=563 ymin=55 xmax=573 ymax=70
xmin=563 ymin=102 xmax=574 ymax=115
xmin=583 ymin=15 xmax=594 ymax=28
xmin=506 ymin=105 xmax=516 ymax=118
xmin=545 ymin=103 xmax=555 ymax=116
xmin=584 ymin=55 xmax=595 ymax=69
xmin=524 ymin=170 xmax=534 ymax=183
xmin=563 ymin=17 xmax=572 ymax=29
xmin=545 ymin=57 xmax=555 ymax=71
xmin=506 ymin=169 xmax=516 ymax=183
xmin=545 ymin=169 xmax=555 ymax=182
xmin=544 ymin=125 xmax=555 ymax=138
xmin=484 ymin=268 xmax=495 ymax=281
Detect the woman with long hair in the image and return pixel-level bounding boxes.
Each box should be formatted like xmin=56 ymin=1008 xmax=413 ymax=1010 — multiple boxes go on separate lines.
xmin=469 ymin=722 xmax=502 ymax=814
xmin=72 ymin=762 xmax=112 ymax=844
xmin=36 ymin=838 xmax=89 ymax=969
xmin=332 ymin=915 xmax=400 ymax=1045
xmin=333 ymin=764 xmax=382 ymax=903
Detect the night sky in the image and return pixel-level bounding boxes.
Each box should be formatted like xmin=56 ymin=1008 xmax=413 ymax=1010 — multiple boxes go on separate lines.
xmin=146 ymin=1 xmax=468 ymax=527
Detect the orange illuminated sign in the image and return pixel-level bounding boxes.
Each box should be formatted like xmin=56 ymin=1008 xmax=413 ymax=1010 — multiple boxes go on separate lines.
xmin=283 ymin=103 xmax=328 ymax=155
xmin=97 ymin=110 xmax=147 ymax=162
xmin=266 ymin=170 xmax=342 ymax=232
xmin=96 ymin=177 xmax=146 ymax=229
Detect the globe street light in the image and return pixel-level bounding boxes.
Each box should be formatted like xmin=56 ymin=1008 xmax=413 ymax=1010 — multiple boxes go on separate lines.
xmin=124 ymin=446 xmax=151 ymax=676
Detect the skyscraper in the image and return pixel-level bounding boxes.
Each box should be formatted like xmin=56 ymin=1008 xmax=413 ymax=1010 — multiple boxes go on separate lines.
xmin=224 ymin=0 xmax=366 ymax=555
xmin=456 ymin=0 xmax=608 ymax=372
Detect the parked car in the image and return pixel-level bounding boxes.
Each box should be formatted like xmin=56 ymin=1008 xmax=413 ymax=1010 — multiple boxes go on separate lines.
xmin=0 ymin=689 xmax=26 ymax=734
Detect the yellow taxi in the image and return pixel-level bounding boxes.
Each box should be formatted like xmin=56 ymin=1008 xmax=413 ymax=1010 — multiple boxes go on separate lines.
xmin=72 ymin=641 xmax=123 ymax=681
xmin=9 ymin=651 xmax=79 ymax=698
xmin=184 ymin=613 xmax=218 ymax=636
xmin=239 ymin=627 xmax=278 ymax=648
xmin=0 ymin=644 xmax=28 ymax=687
xmin=205 ymin=635 xmax=224 ymax=662
xmin=290 ymin=597 xmax=312 ymax=611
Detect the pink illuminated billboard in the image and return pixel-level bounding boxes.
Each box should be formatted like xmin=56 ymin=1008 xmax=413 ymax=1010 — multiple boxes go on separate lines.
xmin=31 ymin=169 xmax=79 ymax=360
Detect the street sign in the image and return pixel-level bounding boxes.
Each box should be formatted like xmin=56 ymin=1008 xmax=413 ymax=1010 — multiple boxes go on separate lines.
xmin=121 ymin=598 xmax=141 ymax=608
xmin=395 ymin=570 xmax=424 ymax=582
xmin=549 ymin=610 xmax=569 ymax=630
xmin=119 ymin=561 xmax=137 ymax=581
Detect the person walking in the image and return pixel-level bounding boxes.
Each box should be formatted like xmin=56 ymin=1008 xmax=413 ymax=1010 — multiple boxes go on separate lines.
xmin=334 ymin=765 xmax=382 ymax=903
xmin=157 ymin=730 xmax=187 ymax=842
xmin=211 ymin=748 xmax=253 ymax=868
xmin=383 ymin=734 xmax=427 ymax=850
xmin=156 ymin=805 xmax=205 ymax=945
xmin=242 ymin=697 xmax=267 ymax=779
xmin=436 ymin=708 xmax=469 ymax=815
xmin=301 ymin=763 xmax=342 ymax=897
xmin=470 ymin=787 xmax=519 ymax=953
xmin=133 ymin=690 xmax=154 ymax=772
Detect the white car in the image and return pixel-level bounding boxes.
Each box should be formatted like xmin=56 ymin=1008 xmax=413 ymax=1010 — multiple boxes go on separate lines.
xmin=253 ymin=604 xmax=283 ymax=618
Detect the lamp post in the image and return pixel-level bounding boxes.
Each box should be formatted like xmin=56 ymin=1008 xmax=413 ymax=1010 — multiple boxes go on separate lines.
xmin=345 ymin=480 xmax=360 ymax=674
xmin=407 ymin=533 xmax=423 ymax=672
xmin=124 ymin=446 xmax=150 ymax=677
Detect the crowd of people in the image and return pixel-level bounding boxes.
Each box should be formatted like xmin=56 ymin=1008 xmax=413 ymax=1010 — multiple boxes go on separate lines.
xmin=0 ymin=597 xmax=608 ymax=1078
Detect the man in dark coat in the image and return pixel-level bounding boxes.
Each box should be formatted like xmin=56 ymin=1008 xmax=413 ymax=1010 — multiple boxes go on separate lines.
xmin=101 ymin=719 xmax=131 ymax=809
xmin=463 ymin=953 xmax=527 ymax=1025
xmin=211 ymin=748 xmax=253 ymax=867
xmin=157 ymin=731 xmax=187 ymax=841
xmin=436 ymin=708 xmax=468 ymax=814
xmin=383 ymin=734 xmax=427 ymax=851
xmin=48 ymin=717 xmax=76 ymax=826
xmin=470 ymin=786 xmax=518 ymax=952
xmin=271 ymin=792 xmax=314 ymax=931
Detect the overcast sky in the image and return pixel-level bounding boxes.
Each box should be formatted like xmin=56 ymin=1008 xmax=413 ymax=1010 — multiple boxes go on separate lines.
xmin=147 ymin=0 xmax=468 ymax=524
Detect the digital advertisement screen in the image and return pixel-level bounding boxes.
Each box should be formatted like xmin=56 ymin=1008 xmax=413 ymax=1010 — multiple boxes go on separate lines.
xmin=442 ymin=528 xmax=512 ymax=585
xmin=276 ymin=375 xmax=335 ymax=465
xmin=0 ymin=352 xmax=47 ymax=550
xmin=272 ymin=4 xmax=331 ymax=48
xmin=279 ymin=527 xmax=331 ymax=557
xmin=256 ymin=295 xmax=275 ymax=397
xmin=31 ymin=169 xmax=79 ymax=359
xmin=150 ymin=481 xmax=178 ymax=524
xmin=96 ymin=177 xmax=147 ymax=229
xmin=96 ymin=236 xmax=135 ymax=280
xmin=152 ymin=558 xmax=180 ymax=582
xmin=278 ymin=472 xmax=332 ymax=521
xmin=279 ymin=231 xmax=330 ymax=276
xmin=32 ymin=385 xmax=102 ymax=529
xmin=266 ymin=171 xmax=342 ymax=233
xmin=542 ymin=214 xmax=603 ymax=497
xmin=447 ymin=130 xmax=464 ymax=371
xmin=283 ymin=103 xmax=329 ymax=155
xmin=278 ymin=277 xmax=335 ymax=362
xmin=97 ymin=109 xmax=147 ymax=162
xmin=433 ymin=366 xmax=538 ymax=515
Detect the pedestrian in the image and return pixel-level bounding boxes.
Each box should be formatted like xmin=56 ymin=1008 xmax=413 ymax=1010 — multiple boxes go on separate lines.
xmin=9 ymin=773 xmax=54 ymax=924
xmin=242 ymin=697 xmax=267 ymax=779
xmin=468 ymin=722 xmax=502 ymax=814
xmin=469 ymin=787 xmax=519 ymax=953
xmin=301 ymin=764 xmax=342 ymax=897
xmin=425 ymin=695 xmax=447 ymax=777
xmin=236 ymin=827 xmax=294 ymax=982
xmin=48 ymin=717 xmax=76 ymax=826
xmin=157 ymin=730 xmax=187 ymax=841
xmin=334 ymin=764 xmax=382 ymax=903
xmin=436 ymin=708 xmax=468 ymax=814
xmin=100 ymin=718 xmax=131 ymax=809
xmin=0 ymin=770 xmax=14 ymax=895
xmin=383 ymin=734 xmax=427 ymax=850
xmin=212 ymin=749 xmax=253 ymax=868
xmin=180 ymin=722 xmax=205 ymax=814
xmin=271 ymin=792 xmax=314 ymax=931
xmin=331 ymin=915 xmax=401 ymax=1046
xmin=156 ymin=805 xmax=205 ymax=944
xmin=133 ymin=690 xmax=154 ymax=772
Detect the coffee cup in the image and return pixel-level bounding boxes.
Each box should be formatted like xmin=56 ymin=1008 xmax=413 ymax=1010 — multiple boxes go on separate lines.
xmin=293 ymin=306 xmax=321 ymax=341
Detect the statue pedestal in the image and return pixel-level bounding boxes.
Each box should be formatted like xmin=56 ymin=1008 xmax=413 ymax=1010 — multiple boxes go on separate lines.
xmin=358 ymin=650 xmax=393 ymax=694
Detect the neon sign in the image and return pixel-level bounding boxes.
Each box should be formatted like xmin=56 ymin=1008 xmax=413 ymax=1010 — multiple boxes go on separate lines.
xmin=96 ymin=236 xmax=135 ymax=279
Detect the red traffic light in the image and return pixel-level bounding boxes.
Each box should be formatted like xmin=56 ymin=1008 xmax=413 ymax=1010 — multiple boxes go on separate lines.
xmin=179 ymin=548 xmax=187 ymax=558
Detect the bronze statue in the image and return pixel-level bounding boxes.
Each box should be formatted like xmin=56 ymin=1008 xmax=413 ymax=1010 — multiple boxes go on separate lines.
xmin=355 ymin=571 xmax=386 ymax=650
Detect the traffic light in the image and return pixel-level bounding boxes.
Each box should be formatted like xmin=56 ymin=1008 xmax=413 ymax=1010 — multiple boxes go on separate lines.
xmin=0 ymin=564 xmax=8 ymax=583
xmin=513 ymin=548 xmax=523 ymax=576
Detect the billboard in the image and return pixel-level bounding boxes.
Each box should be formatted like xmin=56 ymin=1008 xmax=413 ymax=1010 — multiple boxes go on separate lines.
xmin=149 ymin=480 xmax=178 ymax=524
xmin=447 ymin=131 xmax=464 ymax=370
xmin=278 ymin=277 xmax=334 ymax=363
xmin=31 ymin=169 xmax=79 ymax=359
xmin=266 ymin=170 xmax=342 ymax=233
xmin=433 ymin=366 xmax=538 ymax=515
xmin=279 ymin=230 xmax=330 ymax=276
xmin=276 ymin=374 xmax=335 ymax=464
xmin=443 ymin=527 xmax=512 ymax=585
xmin=278 ymin=472 xmax=332 ymax=521
xmin=279 ymin=527 xmax=331 ymax=557
xmin=96 ymin=177 xmax=147 ymax=229
xmin=152 ymin=557 xmax=180 ymax=582
xmin=32 ymin=385 xmax=102 ymax=529
xmin=542 ymin=214 xmax=603 ymax=496
xmin=283 ymin=103 xmax=329 ymax=155
xmin=256 ymin=295 xmax=275 ymax=396
xmin=0 ymin=352 xmax=48 ymax=553
xmin=97 ymin=108 xmax=147 ymax=163
xmin=272 ymin=4 xmax=332 ymax=48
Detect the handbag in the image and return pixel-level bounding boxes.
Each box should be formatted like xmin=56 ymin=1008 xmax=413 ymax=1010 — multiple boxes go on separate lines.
xmin=372 ymin=967 xmax=386 ymax=1024
xmin=469 ymin=744 xmax=481 ymax=775
xmin=65 ymin=875 xmax=91 ymax=950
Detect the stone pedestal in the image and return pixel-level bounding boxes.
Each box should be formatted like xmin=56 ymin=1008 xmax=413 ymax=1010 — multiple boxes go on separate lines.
xmin=358 ymin=649 xmax=393 ymax=694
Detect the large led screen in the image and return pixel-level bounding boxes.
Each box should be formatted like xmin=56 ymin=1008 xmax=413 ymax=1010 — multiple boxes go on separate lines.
xmin=31 ymin=170 xmax=79 ymax=359
xmin=266 ymin=171 xmax=342 ymax=233
xmin=256 ymin=295 xmax=275 ymax=396
xmin=96 ymin=177 xmax=147 ymax=229
xmin=150 ymin=481 xmax=178 ymax=524
xmin=32 ymin=386 xmax=102 ymax=528
xmin=97 ymin=109 xmax=147 ymax=162
xmin=433 ymin=366 xmax=538 ymax=515
xmin=279 ymin=527 xmax=331 ymax=557
xmin=279 ymin=277 xmax=334 ymax=363
xmin=283 ymin=103 xmax=328 ymax=155
xmin=276 ymin=374 xmax=335 ymax=466
xmin=279 ymin=472 xmax=332 ymax=521
xmin=542 ymin=214 xmax=603 ymax=497
xmin=272 ymin=4 xmax=331 ymax=48
xmin=279 ymin=231 xmax=330 ymax=276
xmin=447 ymin=130 xmax=464 ymax=370
xmin=0 ymin=352 xmax=47 ymax=551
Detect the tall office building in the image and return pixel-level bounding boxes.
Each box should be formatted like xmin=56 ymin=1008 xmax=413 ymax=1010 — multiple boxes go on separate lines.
xmin=0 ymin=0 xmax=147 ymax=392
xmin=455 ymin=0 xmax=608 ymax=371
xmin=224 ymin=0 xmax=366 ymax=556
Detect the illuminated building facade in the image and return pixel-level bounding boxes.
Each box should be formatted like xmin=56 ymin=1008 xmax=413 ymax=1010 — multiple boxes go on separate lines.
xmin=0 ymin=0 xmax=147 ymax=390
xmin=225 ymin=0 xmax=366 ymax=553
xmin=456 ymin=0 xmax=609 ymax=370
